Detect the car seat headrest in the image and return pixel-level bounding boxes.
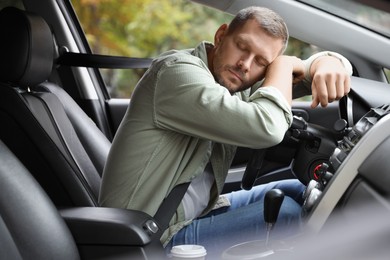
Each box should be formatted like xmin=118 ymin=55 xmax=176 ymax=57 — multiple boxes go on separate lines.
xmin=0 ymin=7 xmax=54 ymax=87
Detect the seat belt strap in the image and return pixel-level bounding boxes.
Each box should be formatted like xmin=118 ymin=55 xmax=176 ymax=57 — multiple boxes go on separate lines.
xmin=153 ymin=182 xmax=190 ymax=238
xmin=56 ymin=52 xmax=153 ymax=69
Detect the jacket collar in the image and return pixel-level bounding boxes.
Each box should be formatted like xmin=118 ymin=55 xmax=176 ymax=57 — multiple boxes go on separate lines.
xmin=191 ymin=41 xmax=213 ymax=68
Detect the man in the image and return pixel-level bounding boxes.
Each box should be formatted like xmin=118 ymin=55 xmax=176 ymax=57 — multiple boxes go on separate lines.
xmin=99 ymin=6 xmax=352 ymax=257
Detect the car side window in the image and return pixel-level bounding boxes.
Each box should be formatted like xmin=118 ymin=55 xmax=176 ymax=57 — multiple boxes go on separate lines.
xmin=72 ymin=1 xmax=321 ymax=99
xmin=0 ymin=0 xmax=24 ymax=10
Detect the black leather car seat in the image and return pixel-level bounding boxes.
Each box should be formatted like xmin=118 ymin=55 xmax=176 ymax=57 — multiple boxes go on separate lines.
xmin=0 ymin=6 xmax=110 ymax=207
xmin=0 ymin=140 xmax=80 ymax=259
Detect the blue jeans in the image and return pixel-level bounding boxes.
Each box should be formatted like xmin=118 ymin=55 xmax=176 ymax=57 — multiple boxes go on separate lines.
xmin=166 ymin=179 xmax=305 ymax=259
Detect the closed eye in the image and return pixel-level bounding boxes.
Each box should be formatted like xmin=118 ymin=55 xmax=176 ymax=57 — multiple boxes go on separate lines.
xmin=255 ymin=58 xmax=267 ymax=67
xmin=237 ymin=41 xmax=247 ymax=51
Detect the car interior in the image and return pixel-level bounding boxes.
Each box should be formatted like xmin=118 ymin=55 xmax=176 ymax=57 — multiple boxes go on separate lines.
xmin=0 ymin=5 xmax=109 ymax=207
xmin=1 ymin=0 xmax=390 ymax=259
xmin=0 ymin=5 xmax=171 ymax=259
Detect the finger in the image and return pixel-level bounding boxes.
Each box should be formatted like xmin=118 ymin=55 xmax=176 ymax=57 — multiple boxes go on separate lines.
xmin=335 ymin=75 xmax=345 ymax=100
xmin=325 ymin=75 xmax=337 ymax=103
xmin=311 ymin=82 xmax=320 ymax=108
xmin=335 ymin=72 xmax=353 ymax=100
xmin=314 ymin=75 xmax=329 ymax=107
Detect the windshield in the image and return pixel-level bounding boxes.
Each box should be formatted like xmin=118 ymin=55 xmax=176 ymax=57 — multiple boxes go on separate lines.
xmin=298 ymin=0 xmax=390 ymax=38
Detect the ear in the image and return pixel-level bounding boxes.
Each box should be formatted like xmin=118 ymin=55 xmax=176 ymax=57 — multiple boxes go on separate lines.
xmin=214 ymin=24 xmax=228 ymax=47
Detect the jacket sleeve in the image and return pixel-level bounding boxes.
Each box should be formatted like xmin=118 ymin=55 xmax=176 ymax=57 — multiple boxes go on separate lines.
xmin=153 ymin=56 xmax=292 ymax=149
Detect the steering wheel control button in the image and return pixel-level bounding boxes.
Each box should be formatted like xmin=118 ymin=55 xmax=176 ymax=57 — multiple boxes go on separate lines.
xmin=333 ymin=119 xmax=348 ymax=133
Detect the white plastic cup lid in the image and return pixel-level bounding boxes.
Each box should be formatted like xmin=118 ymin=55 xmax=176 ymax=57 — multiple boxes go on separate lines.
xmin=170 ymin=244 xmax=207 ymax=258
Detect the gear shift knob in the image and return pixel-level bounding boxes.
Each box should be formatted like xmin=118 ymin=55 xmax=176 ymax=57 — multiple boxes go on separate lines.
xmin=264 ymin=189 xmax=284 ymax=245
xmin=264 ymin=189 xmax=285 ymax=224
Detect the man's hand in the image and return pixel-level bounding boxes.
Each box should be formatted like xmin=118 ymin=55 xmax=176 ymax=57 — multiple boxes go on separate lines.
xmin=309 ymin=56 xmax=351 ymax=108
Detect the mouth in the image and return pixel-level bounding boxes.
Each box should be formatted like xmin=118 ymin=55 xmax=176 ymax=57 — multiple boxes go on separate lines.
xmin=228 ymin=69 xmax=243 ymax=82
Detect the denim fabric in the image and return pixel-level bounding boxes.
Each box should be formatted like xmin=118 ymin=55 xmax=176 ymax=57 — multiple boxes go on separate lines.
xmin=166 ymin=179 xmax=305 ymax=259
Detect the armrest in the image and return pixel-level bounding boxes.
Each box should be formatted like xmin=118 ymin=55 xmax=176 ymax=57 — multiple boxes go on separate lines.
xmin=60 ymin=207 xmax=160 ymax=246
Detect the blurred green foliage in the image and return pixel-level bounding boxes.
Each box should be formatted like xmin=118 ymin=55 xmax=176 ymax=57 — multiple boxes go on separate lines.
xmin=385 ymin=69 xmax=390 ymax=82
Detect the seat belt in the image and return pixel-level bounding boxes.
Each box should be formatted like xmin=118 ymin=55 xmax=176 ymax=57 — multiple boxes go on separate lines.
xmin=153 ymin=182 xmax=190 ymax=239
xmin=56 ymin=52 xmax=153 ymax=69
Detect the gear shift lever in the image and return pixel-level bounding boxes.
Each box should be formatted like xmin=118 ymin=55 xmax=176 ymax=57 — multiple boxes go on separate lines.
xmin=264 ymin=189 xmax=285 ymax=245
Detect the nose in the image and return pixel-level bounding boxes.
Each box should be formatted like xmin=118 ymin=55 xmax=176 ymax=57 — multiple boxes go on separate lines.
xmin=238 ymin=56 xmax=252 ymax=73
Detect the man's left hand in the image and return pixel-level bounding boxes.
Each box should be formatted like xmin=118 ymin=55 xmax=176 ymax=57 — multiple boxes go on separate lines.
xmin=309 ymin=56 xmax=351 ymax=108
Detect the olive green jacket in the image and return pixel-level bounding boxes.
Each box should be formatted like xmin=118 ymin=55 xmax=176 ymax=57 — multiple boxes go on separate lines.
xmin=99 ymin=41 xmax=352 ymax=245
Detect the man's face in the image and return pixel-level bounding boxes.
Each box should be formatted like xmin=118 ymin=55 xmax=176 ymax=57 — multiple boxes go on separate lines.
xmin=210 ymin=19 xmax=284 ymax=93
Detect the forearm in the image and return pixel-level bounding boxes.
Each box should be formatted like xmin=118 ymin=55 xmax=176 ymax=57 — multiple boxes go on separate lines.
xmin=263 ymin=64 xmax=292 ymax=105
xmin=262 ymin=56 xmax=304 ymax=106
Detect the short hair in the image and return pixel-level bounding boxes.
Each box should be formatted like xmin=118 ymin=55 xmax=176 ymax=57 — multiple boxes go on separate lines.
xmin=227 ymin=6 xmax=289 ymax=53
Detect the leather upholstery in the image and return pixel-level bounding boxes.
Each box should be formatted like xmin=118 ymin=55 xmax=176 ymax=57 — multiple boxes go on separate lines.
xmin=36 ymin=82 xmax=111 ymax=176
xmin=0 ymin=7 xmax=53 ymax=86
xmin=0 ymin=7 xmax=110 ymax=207
xmin=0 ymin=140 xmax=80 ymax=259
